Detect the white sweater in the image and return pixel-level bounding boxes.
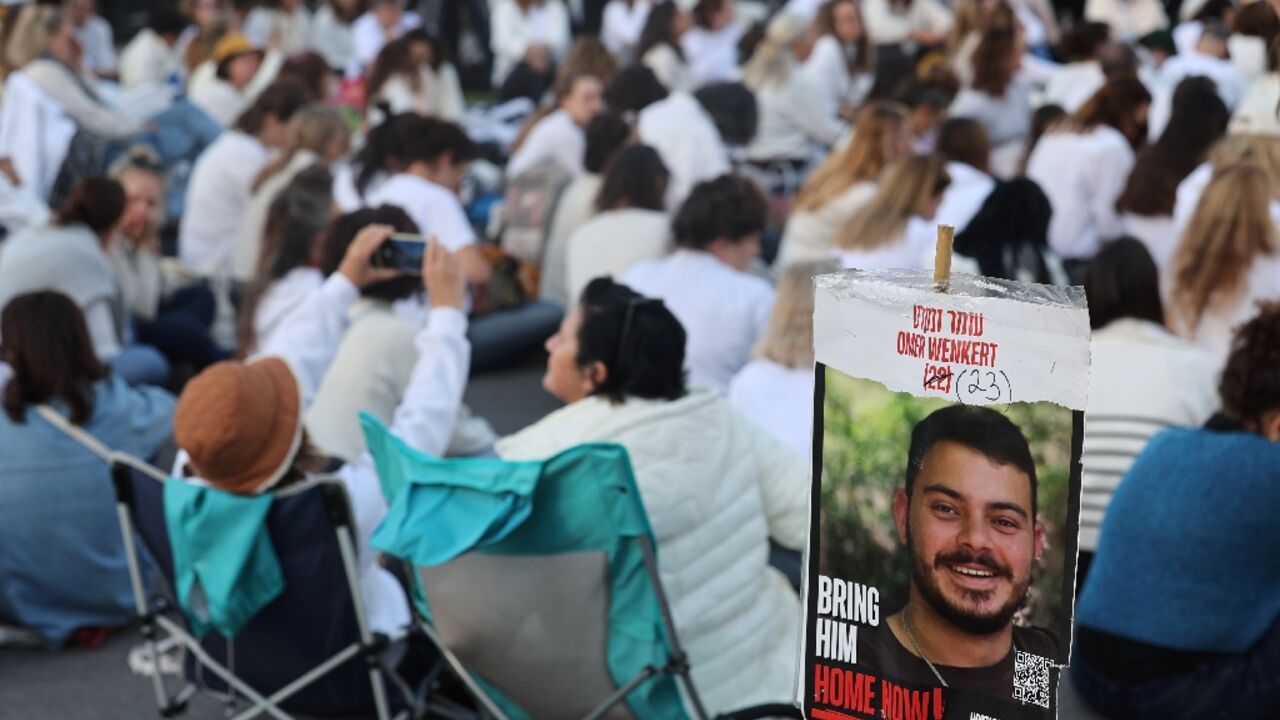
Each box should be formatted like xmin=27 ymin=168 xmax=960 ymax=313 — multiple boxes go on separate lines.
xmin=179 ymin=131 xmax=272 ymax=275
xmin=801 ymin=35 xmax=873 ymax=118
xmin=623 ymin=249 xmax=775 ymax=395
xmin=119 ymin=29 xmax=183 ymax=90
xmin=778 ymin=181 xmax=877 ymax=268
xmin=638 ymin=92 xmax=729 ymax=208
xmin=566 ymin=208 xmax=670 ymax=301
xmin=496 ymin=390 xmax=808 ymax=716
xmin=233 ymin=150 xmax=321 ymax=282
xmin=506 ymin=109 xmax=585 ymax=179
xmin=728 ymin=360 xmax=815 ymax=458
xmin=1080 ymin=319 xmax=1218 ymax=551
xmin=540 ymin=173 xmax=602 ymax=307
xmin=1026 ymin=125 xmax=1134 ymax=261
xmin=642 ymin=44 xmax=696 ymax=93
xmin=745 ymin=74 xmax=845 ymax=162
xmin=489 ymin=0 xmax=572 ymax=86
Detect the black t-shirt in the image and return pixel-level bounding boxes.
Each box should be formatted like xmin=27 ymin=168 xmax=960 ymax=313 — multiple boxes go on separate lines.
xmin=856 ymin=620 xmax=1061 ymax=719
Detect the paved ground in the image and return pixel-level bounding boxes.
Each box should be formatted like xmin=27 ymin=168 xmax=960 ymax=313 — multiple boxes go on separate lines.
xmin=0 ymin=357 xmax=1105 ymax=719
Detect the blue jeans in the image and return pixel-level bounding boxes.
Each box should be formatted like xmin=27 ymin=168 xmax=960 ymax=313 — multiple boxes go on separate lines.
xmin=1072 ymin=620 xmax=1280 ymax=720
xmin=109 ymin=344 xmax=171 ymax=387
xmin=102 ymin=98 xmax=222 ymax=219
xmin=135 ymin=283 xmax=229 ymax=371
xmin=468 ymin=300 xmax=563 ymax=372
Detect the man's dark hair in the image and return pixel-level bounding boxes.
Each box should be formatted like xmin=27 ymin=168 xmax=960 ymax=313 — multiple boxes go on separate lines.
xmin=1099 ymin=42 xmax=1140 ymax=80
xmin=935 ymin=117 xmax=990 ymax=173
xmin=596 ymin=144 xmax=668 ymax=212
xmin=149 ymin=7 xmax=188 ymax=37
xmin=1 ymin=291 xmax=109 ymax=425
xmin=55 ymin=176 xmax=125 ymax=233
xmin=905 ymin=405 xmax=1039 ymax=518
xmin=320 ymin=205 xmax=422 ymax=302
xmin=694 ymin=82 xmax=758 ymax=146
xmin=636 ymin=1 xmax=684 ymax=63
xmin=1220 ymin=303 xmax=1280 ymax=426
xmin=234 ymin=78 xmax=310 ymax=136
xmin=1058 ymin=21 xmax=1110 ymax=62
xmin=1085 ymin=237 xmax=1165 ymax=330
xmin=672 ymin=174 xmax=766 ymax=250
xmin=605 ymin=65 xmax=669 ymax=114
xmin=575 ymin=278 xmax=687 ymax=405
xmin=355 ymin=113 xmax=476 ymax=195
xmin=584 ymin=109 xmax=633 ymax=174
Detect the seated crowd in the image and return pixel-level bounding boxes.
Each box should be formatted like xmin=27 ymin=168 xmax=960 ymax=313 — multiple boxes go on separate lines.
xmin=0 ymin=0 xmax=1277 ymax=717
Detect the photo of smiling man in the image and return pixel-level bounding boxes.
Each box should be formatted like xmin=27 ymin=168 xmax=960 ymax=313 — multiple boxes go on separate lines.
xmin=860 ymin=405 xmax=1060 ymax=698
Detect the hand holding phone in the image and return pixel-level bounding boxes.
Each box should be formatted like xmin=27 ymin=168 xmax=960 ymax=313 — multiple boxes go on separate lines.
xmin=373 ymin=233 xmax=429 ymax=273
xmin=338 ymin=223 xmax=402 ymax=288
xmin=423 ymin=236 xmax=465 ymax=310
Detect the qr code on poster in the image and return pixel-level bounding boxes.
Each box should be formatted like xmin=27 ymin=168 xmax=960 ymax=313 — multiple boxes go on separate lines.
xmin=1013 ymin=650 xmax=1052 ymax=708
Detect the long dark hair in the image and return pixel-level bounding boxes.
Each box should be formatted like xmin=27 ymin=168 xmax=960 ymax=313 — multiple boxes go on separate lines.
xmin=319 ymin=205 xmax=422 ymax=302
xmin=970 ymin=2 xmax=1019 ymax=97
xmin=353 ymin=112 xmax=476 ymax=197
xmin=1070 ymin=76 xmax=1152 ymax=147
xmin=364 ymin=36 xmax=421 ymax=107
xmin=1116 ymin=77 xmax=1229 ymax=216
xmin=576 ymin=278 xmax=686 ymax=405
xmin=1084 ymin=237 xmax=1165 ymax=331
xmin=237 ymin=166 xmax=333 ymax=355
xmin=595 ymin=144 xmax=669 ymax=212
xmin=815 ymin=0 xmax=872 ymax=74
xmin=954 ymin=178 xmax=1053 ymax=283
xmin=234 ymin=78 xmax=310 ymax=136
xmin=2 ymin=291 xmax=109 ymax=424
xmin=637 ymin=1 xmax=684 ymax=61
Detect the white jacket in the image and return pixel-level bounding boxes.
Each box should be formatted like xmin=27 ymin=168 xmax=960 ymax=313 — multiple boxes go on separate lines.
xmin=497 ymin=389 xmax=808 ymax=716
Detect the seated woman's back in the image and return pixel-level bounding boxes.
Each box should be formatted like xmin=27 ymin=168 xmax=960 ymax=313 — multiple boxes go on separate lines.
xmin=0 ymin=291 xmax=174 ymax=646
xmin=496 ymin=278 xmax=807 ymax=715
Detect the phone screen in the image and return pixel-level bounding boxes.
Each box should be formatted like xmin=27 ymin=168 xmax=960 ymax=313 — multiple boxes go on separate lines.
xmin=374 ymin=238 xmax=426 ymax=273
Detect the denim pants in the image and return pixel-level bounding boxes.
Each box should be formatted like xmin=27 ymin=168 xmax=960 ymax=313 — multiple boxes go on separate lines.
xmin=109 ymin=344 xmax=170 ymax=387
xmin=1072 ymin=620 xmax=1280 ymax=720
xmin=134 ymin=282 xmax=230 ymax=371
xmin=467 ymin=300 xmax=563 ymax=373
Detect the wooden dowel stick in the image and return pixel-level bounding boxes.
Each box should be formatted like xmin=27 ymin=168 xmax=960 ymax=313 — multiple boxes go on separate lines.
xmin=934 ymin=224 xmax=955 ymax=292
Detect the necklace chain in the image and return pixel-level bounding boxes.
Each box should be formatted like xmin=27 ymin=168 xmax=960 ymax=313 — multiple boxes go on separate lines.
xmin=902 ymin=607 xmax=949 ymax=688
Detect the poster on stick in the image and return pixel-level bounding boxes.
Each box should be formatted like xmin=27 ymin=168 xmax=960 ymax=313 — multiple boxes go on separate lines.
xmin=801 ymin=267 xmax=1089 ymax=720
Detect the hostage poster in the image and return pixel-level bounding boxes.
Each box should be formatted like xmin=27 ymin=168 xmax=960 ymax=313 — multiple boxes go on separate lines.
xmin=801 ymin=270 xmax=1090 ymax=720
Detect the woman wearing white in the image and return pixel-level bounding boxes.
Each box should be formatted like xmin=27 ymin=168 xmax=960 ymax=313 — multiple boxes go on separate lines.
xmin=1084 ymin=0 xmax=1167 ymax=41
xmin=832 ymin=154 xmax=950 ymax=270
xmin=498 ymin=277 xmax=807 ymax=716
xmin=602 ymin=0 xmax=654 ymax=62
xmin=777 ymin=101 xmax=911 ymax=267
xmin=638 ymin=1 xmax=696 ymax=92
xmin=802 ymin=0 xmax=875 ymax=120
xmin=243 ymin=0 xmax=312 ymax=53
xmin=506 ymin=71 xmax=605 ymax=179
xmin=566 ymin=144 xmax=671 ymax=301
xmin=1026 ymin=76 xmax=1151 ymax=267
xmin=681 ymin=0 xmax=743 ymax=86
xmin=489 ymin=0 xmax=572 ymax=90
xmin=949 ymin=4 xmax=1032 ymax=174
xmin=1168 ymin=163 xmax=1280 ymax=366
xmin=233 ymin=105 xmax=350 ymax=283
xmin=364 ymin=30 xmax=466 ymax=124
xmin=742 ymin=13 xmax=845 ymax=165
xmin=308 ymin=0 xmax=363 ymax=72
xmin=188 ymin=32 xmax=285 ymax=128
xmin=861 ymin=0 xmax=953 ymax=49
xmin=728 ymin=260 xmax=836 ymax=457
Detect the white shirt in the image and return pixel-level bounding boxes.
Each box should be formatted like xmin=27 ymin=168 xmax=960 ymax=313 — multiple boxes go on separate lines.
xmin=243 ymin=6 xmax=312 ymax=53
xmin=1084 ymin=0 xmax=1167 ymax=41
xmin=861 ymin=0 xmax=954 ymax=46
xmin=778 ymin=181 xmax=878 ymax=268
xmin=187 ymin=50 xmax=285 ymax=128
xmin=1229 ymin=35 xmax=1270 ymax=86
xmin=834 ymin=227 xmax=933 ymax=271
xmin=638 ymin=92 xmax=730 ymax=208
xmin=681 ymin=24 xmax=743 ymax=87
xmin=119 ymin=29 xmax=183 ymax=90
xmin=233 ymin=150 xmax=321 ymax=282
xmin=350 ymin=10 xmax=422 ymax=76
xmin=745 ymin=74 xmax=845 ymax=162
xmin=949 ymin=81 xmax=1033 ymax=147
xmin=801 ymin=35 xmax=873 ymax=118
xmin=1122 ymin=213 xmax=1178 ymax=277
xmin=1026 ymin=125 xmax=1134 ymax=260
xmin=506 ymin=109 xmax=586 ymax=179
xmin=602 ymin=0 xmax=654 ymax=62
xmin=623 ymin=249 xmax=775 ymax=395
xmin=566 ymin=208 xmax=670 ymax=301
xmin=1177 ymin=255 xmax=1280 ymax=367
xmin=75 ymin=15 xmax=117 ymax=75
xmin=254 ymin=267 xmax=323 ymax=354
xmin=489 ymin=0 xmax=572 ymax=85
xmin=1079 ymin=319 xmax=1218 ymax=551
xmin=540 ymin=173 xmax=602 ymax=307
xmin=783 ymin=0 xmax=826 ymax=20
xmin=180 ymin=131 xmax=272 ymax=275
xmin=904 ymin=161 xmax=994 ymax=248
xmin=308 ymin=4 xmax=357 ymax=72
xmin=1043 ymin=61 xmax=1106 ymax=113
xmin=1150 ymin=50 xmax=1246 ymax=138
xmin=642 ymin=44 xmax=696 ymax=93
xmin=363 ymin=173 xmax=477 ymax=252
xmin=728 ymin=360 xmax=814 ymax=458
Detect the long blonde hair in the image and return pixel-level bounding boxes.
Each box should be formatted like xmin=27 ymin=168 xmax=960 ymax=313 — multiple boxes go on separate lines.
xmin=743 ymin=12 xmax=809 ymax=91
xmin=1206 ymin=134 xmax=1280 ymax=199
xmin=834 ymin=154 xmax=950 ymax=251
xmin=755 ymin=260 xmax=839 ymax=368
xmin=794 ymin=101 xmax=908 ymax=212
xmin=252 ymin=104 xmax=350 ymax=192
xmin=1170 ymin=163 xmax=1279 ymax=335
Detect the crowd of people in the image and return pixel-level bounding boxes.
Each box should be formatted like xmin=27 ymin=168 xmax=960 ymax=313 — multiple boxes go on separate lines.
xmin=0 ymin=0 xmax=1277 ymax=716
